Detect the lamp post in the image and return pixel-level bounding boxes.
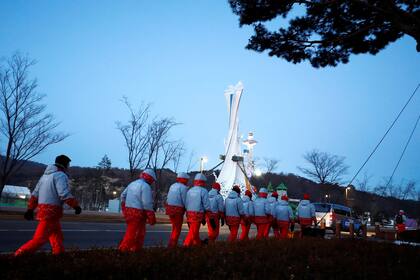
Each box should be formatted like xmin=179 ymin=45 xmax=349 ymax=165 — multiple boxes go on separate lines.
xmin=345 ymin=187 xmax=351 ymax=205
xmin=200 ymin=156 xmax=208 ymax=172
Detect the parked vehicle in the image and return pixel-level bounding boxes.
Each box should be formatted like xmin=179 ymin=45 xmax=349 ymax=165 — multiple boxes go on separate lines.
xmin=313 ymin=203 xmax=362 ymax=234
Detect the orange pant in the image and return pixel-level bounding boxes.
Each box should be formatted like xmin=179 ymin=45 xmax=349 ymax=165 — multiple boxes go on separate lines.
xmin=119 ymin=219 xmax=146 ymax=252
xmin=256 ymin=223 xmax=270 ymax=239
xmin=183 ymin=222 xmax=201 ymax=246
xmin=240 ymin=223 xmax=251 ymax=241
xmin=228 ymin=224 xmax=240 ymax=242
xmin=15 ymin=219 xmax=64 ymax=256
xmin=277 ymin=221 xmax=290 ymax=239
xmin=206 ymin=216 xmax=220 ymax=242
xmin=168 ymin=214 xmax=184 ymax=248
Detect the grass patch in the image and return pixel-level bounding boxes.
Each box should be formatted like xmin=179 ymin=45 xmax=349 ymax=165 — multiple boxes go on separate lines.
xmin=1 ymin=239 xmax=419 ymax=279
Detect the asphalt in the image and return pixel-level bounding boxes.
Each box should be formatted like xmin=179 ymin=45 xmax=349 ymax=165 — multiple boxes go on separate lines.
xmin=0 ymin=220 xmax=253 ymax=253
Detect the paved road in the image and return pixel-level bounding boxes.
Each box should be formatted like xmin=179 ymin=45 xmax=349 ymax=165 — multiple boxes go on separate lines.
xmin=0 ymin=220 xmax=256 ymax=253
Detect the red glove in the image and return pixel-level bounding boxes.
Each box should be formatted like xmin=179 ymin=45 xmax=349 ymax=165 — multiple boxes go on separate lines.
xmin=27 ymin=196 xmax=38 ymax=210
xmin=146 ymin=210 xmax=156 ymax=225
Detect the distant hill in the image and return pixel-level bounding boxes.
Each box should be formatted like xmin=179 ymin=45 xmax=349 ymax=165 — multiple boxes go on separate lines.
xmin=3 ymin=158 xmax=419 ymax=220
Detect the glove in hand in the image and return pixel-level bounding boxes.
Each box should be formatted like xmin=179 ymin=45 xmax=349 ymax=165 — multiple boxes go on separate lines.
xmin=24 ymin=209 xmax=34 ymax=221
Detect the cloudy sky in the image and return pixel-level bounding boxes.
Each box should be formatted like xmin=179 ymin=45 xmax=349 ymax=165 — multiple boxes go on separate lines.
xmin=1 ymin=0 xmax=419 ymax=188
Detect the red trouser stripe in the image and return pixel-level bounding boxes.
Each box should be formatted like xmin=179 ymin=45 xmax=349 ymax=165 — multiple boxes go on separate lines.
xmin=206 ymin=215 xmax=220 ymax=242
xmin=228 ymin=224 xmax=240 ymax=242
xmin=15 ymin=219 xmax=64 ymax=256
xmin=119 ymin=218 xmax=146 ymax=252
xmin=168 ymin=214 xmax=184 ymax=248
xmin=183 ymin=221 xmax=201 ymax=246
xmin=239 ymin=223 xmax=251 ymax=241
xmin=277 ymin=221 xmax=290 ymax=239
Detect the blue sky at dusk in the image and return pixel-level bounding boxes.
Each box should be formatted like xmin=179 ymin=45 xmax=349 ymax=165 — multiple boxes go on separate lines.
xmin=1 ymin=0 xmax=419 ymax=188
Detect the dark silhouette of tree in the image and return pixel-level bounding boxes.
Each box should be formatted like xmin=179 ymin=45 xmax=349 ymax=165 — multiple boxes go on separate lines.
xmin=0 ymin=53 xmax=68 ymax=198
xmin=229 ymin=0 xmax=420 ymax=67
xmin=116 ymin=98 xmax=150 ymax=178
xmin=97 ymin=154 xmax=112 ymax=173
xmin=263 ymin=157 xmax=279 ymax=173
xmin=298 ymin=149 xmax=348 ymax=184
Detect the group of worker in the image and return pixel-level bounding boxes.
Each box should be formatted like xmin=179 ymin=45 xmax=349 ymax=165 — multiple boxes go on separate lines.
xmin=164 ymin=172 xmax=317 ymax=249
xmin=14 ymin=155 xmax=318 ymax=256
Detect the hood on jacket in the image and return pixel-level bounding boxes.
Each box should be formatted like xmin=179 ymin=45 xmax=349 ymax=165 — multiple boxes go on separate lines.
xmin=300 ymin=199 xmax=310 ymax=206
xmin=208 ymin=188 xmax=218 ymax=198
xmin=268 ymin=196 xmax=277 ymax=203
xmin=227 ymin=191 xmax=239 ymax=199
xmin=44 ymin=165 xmax=59 ymax=175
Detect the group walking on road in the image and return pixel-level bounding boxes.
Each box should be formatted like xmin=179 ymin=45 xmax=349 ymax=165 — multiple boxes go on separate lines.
xmin=14 ymin=155 xmax=319 ymax=255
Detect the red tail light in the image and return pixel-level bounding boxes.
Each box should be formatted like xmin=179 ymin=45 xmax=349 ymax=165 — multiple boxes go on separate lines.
xmin=331 ymin=213 xmax=336 ymax=221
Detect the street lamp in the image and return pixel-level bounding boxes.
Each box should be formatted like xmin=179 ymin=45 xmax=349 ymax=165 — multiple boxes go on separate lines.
xmin=254 ymin=169 xmax=262 ymax=177
xmin=200 ymin=156 xmax=208 ymax=172
xmin=112 ymin=191 xmax=117 ymax=197
xmin=345 ymin=187 xmax=351 ymax=201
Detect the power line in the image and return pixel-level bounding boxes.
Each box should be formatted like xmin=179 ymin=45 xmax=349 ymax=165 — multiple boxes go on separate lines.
xmin=347 ymin=83 xmax=420 ymax=186
xmin=384 ymin=111 xmax=420 ymax=188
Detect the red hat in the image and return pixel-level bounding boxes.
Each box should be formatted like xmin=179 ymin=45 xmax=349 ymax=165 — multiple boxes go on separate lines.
xmin=232 ymin=185 xmax=241 ymax=194
xmin=281 ymin=195 xmax=288 ymax=201
xmin=245 ymin=190 xmax=252 ymax=198
xmin=212 ymin=182 xmax=221 ymax=191
xmin=271 ymin=191 xmax=278 ymax=198
xmin=303 ymin=193 xmax=310 ymax=200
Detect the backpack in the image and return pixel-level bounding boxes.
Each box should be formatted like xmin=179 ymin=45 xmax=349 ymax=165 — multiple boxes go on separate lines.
xmin=396 ymin=214 xmax=403 ymax=224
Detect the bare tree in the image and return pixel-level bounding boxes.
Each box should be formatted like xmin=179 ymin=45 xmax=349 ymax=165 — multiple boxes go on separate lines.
xmin=145 ymin=118 xmax=181 ymax=209
xmin=186 ymin=150 xmax=197 ymax=172
xmin=298 ymin=149 xmax=349 ymax=184
xmin=116 ymin=97 xmax=150 ymax=178
xmin=0 ymin=53 xmax=68 ymax=197
xmin=263 ymin=157 xmax=279 ymax=173
xmin=356 ymin=171 xmax=373 ymax=192
xmin=171 ymin=142 xmax=185 ymax=173
xmin=401 ymin=180 xmax=416 ymax=200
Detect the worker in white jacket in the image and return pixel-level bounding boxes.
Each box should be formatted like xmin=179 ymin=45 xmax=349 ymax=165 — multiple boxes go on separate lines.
xmin=224 ymin=185 xmax=244 ymax=242
xmin=206 ymin=182 xmax=224 ymax=242
xmin=183 ymin=173 xmax=210 ymax=246
xmin=253 ymin=188 xmax=271 ymax=239
xmin=166 ymin=172 xmax=189 ymax=248
xmin=15 ymin=155 xmax=81 ymax=256
xmin=240 ymin=189 xmax=254 ymax=241
xmin=119 ymin=169 xmax=157 ymax=252
xmin=296 ymin=193 xmax=316 ymax=238
xmin=274 ymin=195 xmax=294 ymax=239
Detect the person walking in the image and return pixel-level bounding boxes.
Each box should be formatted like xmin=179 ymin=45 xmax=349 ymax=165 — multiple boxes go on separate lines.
xmin=296 ymin=193 xmax=316 ymax=238
xmin=15 ymin=155 xmax=81 ymax=256
xmin=206 ymin=182 xmax=224 ymax=243
xmin=165 ymin=172 xmax=189 ymax=247
xmin=274 ymin=195 xmax=294 ymax=239
xmin=240 ymin=189 xmax=254 ymax=241
xmin=253 ymin=188 xmax=271 ymax=239
xmin=224 ymin=185 xmax=244 ymax=242
xmin=183 ymin=173 xmax=210 ymax=246
xmin=119 ymin=169 xmax=157 ymax=252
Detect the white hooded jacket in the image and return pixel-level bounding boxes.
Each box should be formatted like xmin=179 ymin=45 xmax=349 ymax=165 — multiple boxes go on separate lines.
xmin=166 ymin=182 xmax=188 ymax=208
xmin=31 ymin=165 xmax=74 ymax=207
xmin=224 ymin=191 xmax=244 ymax=217
xmin=185 ymin=185 xmax=210 ymax=213
xmin=253 ymin=196 xmax=271 ymax=217
xmin=208 ymin=188 xmax=224 ymax=214
xmin=121 ymin=178 xmax=153 ymax=211
xmin=274 ymin=200 xmax=294 ymax=222
xmin=297 ymin=199 xmax=315 ymax=219
xmin=242 ymin=196 xmax=255 ymax=217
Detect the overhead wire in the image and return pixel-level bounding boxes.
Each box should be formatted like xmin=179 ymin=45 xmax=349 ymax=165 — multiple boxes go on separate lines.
xmin=347 ymin=83 xmax=420 ymax=187
xmin=384 ymin=111 xmax=420 ymax=188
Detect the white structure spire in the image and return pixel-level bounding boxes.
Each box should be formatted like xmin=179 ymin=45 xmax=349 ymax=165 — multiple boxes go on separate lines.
xmin=217 ymin=81 xmax=247 ymax=198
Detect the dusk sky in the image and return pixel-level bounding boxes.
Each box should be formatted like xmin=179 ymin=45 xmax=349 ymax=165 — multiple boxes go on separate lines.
xmin=1 ymin=1 xmax=419 ymax=189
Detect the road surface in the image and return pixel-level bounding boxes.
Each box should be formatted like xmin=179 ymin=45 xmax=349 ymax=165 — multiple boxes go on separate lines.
xmin=0 ymin=220 xmax=257 ymax=253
